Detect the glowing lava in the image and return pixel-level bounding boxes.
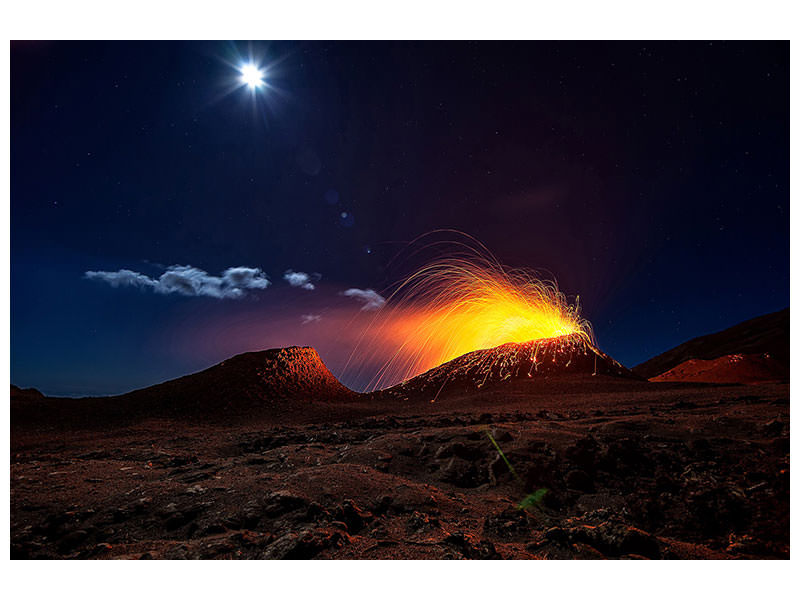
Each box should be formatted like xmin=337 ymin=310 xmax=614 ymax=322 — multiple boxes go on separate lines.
xmin=350 ymin=237 xmax=592 ymax=391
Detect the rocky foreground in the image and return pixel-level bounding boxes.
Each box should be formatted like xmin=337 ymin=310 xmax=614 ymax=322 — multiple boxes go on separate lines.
xmin=10 ymin=380 xmax=789 ymax=559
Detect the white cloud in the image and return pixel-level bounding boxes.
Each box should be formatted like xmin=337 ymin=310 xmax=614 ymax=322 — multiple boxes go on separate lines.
xmin=342 ymin=288 xmax=386 ymax=311
xmin=283 ymin=270 xmax=317 ymax=290
xmin=300 ymin=314 xmax=322 ymax=325
xmin=85 ymin=265 xmax=271 ymax=299
xmin=84 ymin=268 xmax=154 ymax=289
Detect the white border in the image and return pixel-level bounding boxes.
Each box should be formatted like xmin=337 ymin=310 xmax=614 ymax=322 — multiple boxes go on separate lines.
xmin=0 ymin=1 xmax=796 ymax=40
xmin=2 ymin=1 xmax=796 ymax=598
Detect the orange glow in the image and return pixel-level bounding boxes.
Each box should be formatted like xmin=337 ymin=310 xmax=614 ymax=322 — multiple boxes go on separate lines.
xmin=349 ymin=235 xmax=592 ymax=390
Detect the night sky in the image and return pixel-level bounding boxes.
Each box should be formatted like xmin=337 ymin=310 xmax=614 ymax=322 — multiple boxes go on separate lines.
xmin=11 ymin=41 xmax=789 ymax=396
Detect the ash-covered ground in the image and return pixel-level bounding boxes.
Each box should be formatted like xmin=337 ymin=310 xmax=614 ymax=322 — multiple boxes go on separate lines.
xmin=11 ymin=377 xmax=789 ymax=559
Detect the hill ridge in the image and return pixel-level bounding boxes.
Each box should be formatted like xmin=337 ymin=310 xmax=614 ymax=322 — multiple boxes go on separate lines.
xmin=383 ymin=333 xmax=640 ymax=400
xmin=633 ymin=308 xmax=788 ymax=379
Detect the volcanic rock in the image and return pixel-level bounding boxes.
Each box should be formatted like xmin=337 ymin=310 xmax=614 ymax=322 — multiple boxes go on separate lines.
xmin=564 ymin=469 xmax=594 ymax=492
xmin=650 ymin=353 xmax=788 ymax=384
xmin=123 ymin=346 xmax=355 ymax=414
xmin=633 ymin=308 xmax=788 ymax=379
xmin=9 ymin=313 xmax=790 ymax=559
xmin=385 ymin=333 xmax=639 ymax=399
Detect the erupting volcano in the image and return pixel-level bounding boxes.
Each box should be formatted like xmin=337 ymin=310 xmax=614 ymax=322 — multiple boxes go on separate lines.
xmin=384 ymin=333 xmax=637 ymax=401
xmin=350 ymin=236 xmax=593 ymax=391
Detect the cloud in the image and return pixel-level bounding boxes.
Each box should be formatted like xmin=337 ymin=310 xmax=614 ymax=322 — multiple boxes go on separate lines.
xmin=283 ymin=270 xmax=317 ymax=290
xmin=342 ymin=288 xmax=386 ymax=311
xmin=85 ymin=265 xmax=271 ymax=299
xmin=300 ymin=314 xmax=322 ymax=325
xmin=84 ymin=268 xmax=154 ymax=289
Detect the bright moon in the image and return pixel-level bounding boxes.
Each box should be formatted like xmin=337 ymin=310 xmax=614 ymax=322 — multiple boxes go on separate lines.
xmin=240 ymin=64 xmax=264 ymax=89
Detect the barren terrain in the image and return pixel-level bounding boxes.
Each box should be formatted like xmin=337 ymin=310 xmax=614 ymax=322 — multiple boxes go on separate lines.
xmin=11 ymin=375 xmax=789 ymax=559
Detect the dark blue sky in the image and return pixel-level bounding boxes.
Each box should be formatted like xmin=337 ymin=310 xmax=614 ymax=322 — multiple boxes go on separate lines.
xmin=11 ymin=41 xmax=788 ymax=396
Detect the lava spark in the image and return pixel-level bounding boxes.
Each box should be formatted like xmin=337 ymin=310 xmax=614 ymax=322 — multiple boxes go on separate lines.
xmin=348 ymin=234 xmax=593 ymax=391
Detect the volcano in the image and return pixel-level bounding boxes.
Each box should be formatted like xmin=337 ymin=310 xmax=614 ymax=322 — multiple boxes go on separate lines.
xmin=121 ymin=346 xmax=355 ymax=413
xmin=384 ymin=333 xmax=639 ymax=400
xmin=12 ymin=346 xmax=357 ymax=429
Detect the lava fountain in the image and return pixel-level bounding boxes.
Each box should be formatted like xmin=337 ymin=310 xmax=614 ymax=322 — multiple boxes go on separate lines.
xmin=347 ymin=234 xmax=593 ymax=391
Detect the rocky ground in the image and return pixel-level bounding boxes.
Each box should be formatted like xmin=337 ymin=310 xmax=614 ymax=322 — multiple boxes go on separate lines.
xmin=10 ymin=378 xmax=789 ymax=559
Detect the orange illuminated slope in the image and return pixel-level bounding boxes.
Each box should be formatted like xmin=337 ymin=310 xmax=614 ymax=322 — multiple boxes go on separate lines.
xmin=12 ymin=347 xmax=357 ymax=429
xmin=382 ymin=333 xmax=639 ymax=399
xmin=650 ymin=353 xmax=788 ymax=384
xmin=633 ymin=308 xmax=788 ymax=379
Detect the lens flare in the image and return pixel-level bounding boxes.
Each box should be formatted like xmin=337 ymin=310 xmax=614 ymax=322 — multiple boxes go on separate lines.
xmin=240 ymin=63 xmax=264 ymax=89
xmin=348 ymin=233 xmax=592 ymax=391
